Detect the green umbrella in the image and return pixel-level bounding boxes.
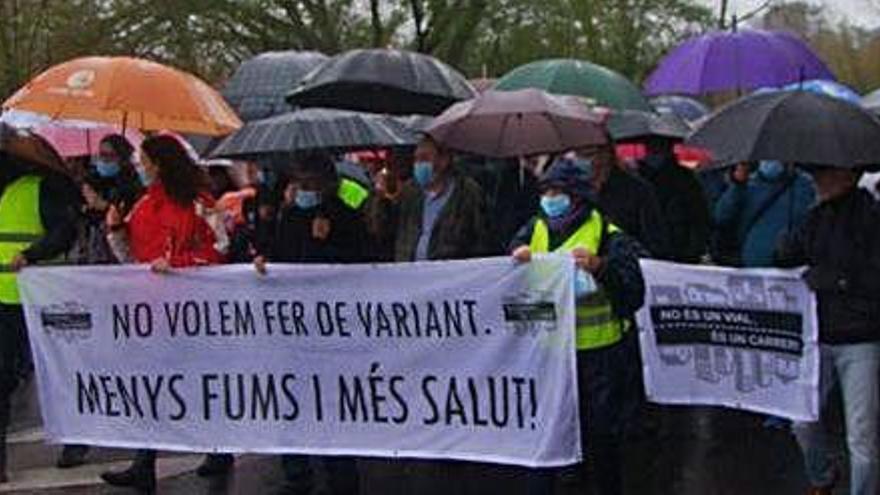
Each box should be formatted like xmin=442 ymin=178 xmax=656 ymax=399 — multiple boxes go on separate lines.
xmin=493 ymin=58 xmax=651 ymax=111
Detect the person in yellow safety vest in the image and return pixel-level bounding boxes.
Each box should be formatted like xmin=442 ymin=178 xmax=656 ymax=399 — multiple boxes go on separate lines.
xmin=509 ymin=157 xmax=646 ymax=495
xmin=0 ymin=157 xmax=78 ymax=483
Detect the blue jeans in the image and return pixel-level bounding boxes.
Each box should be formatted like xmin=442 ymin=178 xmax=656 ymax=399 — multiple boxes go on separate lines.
xmin=793 ymin=342 xmax=880 ymax=495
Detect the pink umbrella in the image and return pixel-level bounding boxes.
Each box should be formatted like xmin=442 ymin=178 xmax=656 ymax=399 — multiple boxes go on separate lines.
xmin=33 ymin=123 xmax=143 ymax=158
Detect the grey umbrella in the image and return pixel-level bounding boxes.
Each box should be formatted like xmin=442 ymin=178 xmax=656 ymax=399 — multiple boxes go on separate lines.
xmin=223 ymin=51 xmax=328 ymax=122
xmin=864 ymin=89 xmax=880 ymax=114
xmin=287 ymin=49 xmax=476 ymax=116
xmin=688 ymin=90 xmax=880 ymax=169
xmin=426 ymin=89 xmax=607 ymax=159
xmin=607 ymin=110 xmax=691 ymax=143
xmin=209 ymin=108 xmax=417 ymax=160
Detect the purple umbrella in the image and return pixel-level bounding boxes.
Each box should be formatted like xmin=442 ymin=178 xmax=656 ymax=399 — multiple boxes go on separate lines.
xmin=645 ymin=29 xmax=835 ymax=96
xmin=426 ymin=89 xmax=607 ymax=159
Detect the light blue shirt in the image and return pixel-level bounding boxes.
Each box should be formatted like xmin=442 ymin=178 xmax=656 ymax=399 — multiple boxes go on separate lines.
xmin=414 ymin=183 xmax=455 ymax=261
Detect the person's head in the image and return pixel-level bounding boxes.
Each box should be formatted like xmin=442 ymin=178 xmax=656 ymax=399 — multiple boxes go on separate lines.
xmin=413 ymin=137 xmax=453 ymax=188
xmin=537 ymin=157 xmax=596 ymax=218
xmin=643 ymin=136 xmax=677 ymax=158
xmin=207 ymin=166 xmax=235 ymax=199
xmin=140 ymin=135 xmax=208 ymax=205
xmin=287 ymin=152 xmax=337 ymax=210
xmin=572 ymin=144 xmax=616 ymax=185
xmin=809 ymin=166 xmax=860 ymax=202
xmin=94 ymin=134 xmax=135 ymax=178
xmin=756 ymin=160 xmax=789 ymax=182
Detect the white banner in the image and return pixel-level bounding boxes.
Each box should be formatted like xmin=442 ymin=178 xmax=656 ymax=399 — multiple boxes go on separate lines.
xmin=636 ymin=260 xmax=819 ymax=421
xmin=20 ymin=256 xmax=580 ymax=467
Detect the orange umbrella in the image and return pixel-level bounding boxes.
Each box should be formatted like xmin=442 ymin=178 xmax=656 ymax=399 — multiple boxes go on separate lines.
xmin=3 ymin=56 xmax=242 ymax=137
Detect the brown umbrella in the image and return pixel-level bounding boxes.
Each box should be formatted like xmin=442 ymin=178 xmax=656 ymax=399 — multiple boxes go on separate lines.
xmin=0 ymin=122 xmax=66 ymax=175
xmin=426 ymin=89 xmax=607 ymax=158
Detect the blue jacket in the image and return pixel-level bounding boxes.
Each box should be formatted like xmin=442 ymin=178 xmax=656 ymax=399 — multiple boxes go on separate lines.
xmin=714 ymin=170 xmax=815 ymax=267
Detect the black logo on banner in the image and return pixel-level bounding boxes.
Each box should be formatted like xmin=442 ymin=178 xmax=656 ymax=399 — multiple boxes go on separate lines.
xmin=40 ymin=302 xmax=93 ymax=342
xmin=503 ymin=294 xmax=558 ymax=336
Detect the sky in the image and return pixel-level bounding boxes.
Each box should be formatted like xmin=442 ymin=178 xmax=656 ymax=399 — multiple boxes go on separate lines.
xmin=697 ymin=0 xmax=880 ymax=28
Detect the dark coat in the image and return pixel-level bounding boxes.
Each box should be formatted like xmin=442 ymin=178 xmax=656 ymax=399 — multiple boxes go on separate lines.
xmin=375 ymin=173 xmax=487 ymax=262
xmin=639 ymin=157 xmax=711 ymax=263
xmin=777 ymin=188 xmax=880 ymax=344
xmin=271 ymin=194 xmax=367 ymax=264
xmin=597 ymin=166 xmax=672 ymax=260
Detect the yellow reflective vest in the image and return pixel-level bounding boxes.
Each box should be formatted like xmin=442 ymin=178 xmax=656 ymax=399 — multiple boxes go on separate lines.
xmin=529 ymin=210 xmax=625 ymax=350
xmin=0 ymin=176 xmax=45 ymax=304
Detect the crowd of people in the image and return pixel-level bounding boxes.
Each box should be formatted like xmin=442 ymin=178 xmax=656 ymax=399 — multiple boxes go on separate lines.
xmin=0 ymin=116 xmax=877 ymax=495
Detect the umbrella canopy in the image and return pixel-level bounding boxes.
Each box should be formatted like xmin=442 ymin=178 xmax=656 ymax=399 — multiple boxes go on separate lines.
xmin=864 ymin=89 xmax=880 ymax=114
xmin=779 ymin=79 xmax=861 ymax=104
xmin=426 ymin=89 xmax=607 ymax=159
xmin=33 ymin=124 xmax=143 ymax=158
xmin=223 ymin=50 xmax=328 ymax=121
xmin=493 ymin=59 xmax=651 ymax=111
xmin=649 ymin=95 xmax=710 ymax=122
xmin=0 ymin=122 xmax=66 ymax=174
xmin=210 ymin=108 xmax=417 ymax=160
xmin=608 ymin=110 xmax=691 ymax=143
xmin=645 ymin=29 xmax=835 ymax=96
xmin=3 ymin=56 xmax=242 ymax=136
xmin=287 ymin=49 xmax=476 ymax=116
xmin=687 ymin=90 xmax=880 ymax=169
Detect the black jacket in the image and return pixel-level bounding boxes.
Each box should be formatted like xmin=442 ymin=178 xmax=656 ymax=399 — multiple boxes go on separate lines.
xmin=777 ymin=188 xmax=880 ymax=344
xmin=509 ymin=209 xmax=647 ymax=319
xmin=598 ymin=166 xmax=672 ymax=260
xmin=639 ymin=158 xmax=711 ymax=263
xmin=271 ymin=195 xmax=367 ymax=264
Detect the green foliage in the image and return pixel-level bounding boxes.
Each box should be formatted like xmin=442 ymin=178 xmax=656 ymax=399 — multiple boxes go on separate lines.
xmin=5 ymin=0 xmax=873 ymax=105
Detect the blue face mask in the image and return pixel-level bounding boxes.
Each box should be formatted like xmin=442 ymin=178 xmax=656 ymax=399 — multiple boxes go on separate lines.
xmin=295 ymin=190 xmax=321 ymax=210
xmin=94 ymin=159 xmax=120 ymax=178
xmin=413 ymin=161 xmax=434 ymax=188
xmin=571 ymin=157 xmax=595 ymax=179
xmin=759 ymin=160 xmax=786 ymax=180
xmin=136 ymin=167 xmax=154 ymax=186
xmin=540 ymin=193 xmax=571 ymax=218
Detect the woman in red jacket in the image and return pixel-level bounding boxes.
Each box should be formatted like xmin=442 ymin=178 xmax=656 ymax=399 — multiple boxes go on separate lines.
xmin=101 ymin=134 xmax=231 ymax=491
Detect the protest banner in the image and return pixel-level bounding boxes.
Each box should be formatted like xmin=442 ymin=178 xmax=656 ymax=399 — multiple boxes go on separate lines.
xmin=20 ymin=256 xmax=580 ymax=467
xmin=636 ymin=259 xmax=819 ymax=421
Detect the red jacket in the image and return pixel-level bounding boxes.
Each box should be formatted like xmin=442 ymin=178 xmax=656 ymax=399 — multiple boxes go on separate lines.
xmin=126 ymin=182 xmax=224 ymax=267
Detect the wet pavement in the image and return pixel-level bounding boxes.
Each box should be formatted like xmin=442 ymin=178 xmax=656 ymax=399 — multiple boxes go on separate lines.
xmin=1 ymin=376 xmax=850 ymax=494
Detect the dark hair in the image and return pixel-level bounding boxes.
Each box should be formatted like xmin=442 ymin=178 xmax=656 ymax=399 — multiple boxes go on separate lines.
xmin=100 ymin=134 xmax=135 ymax=163
xmin=141 ymin=135 xmax=209 ymax=206
xmin=290 ymin=152 xmax=337 ymax=181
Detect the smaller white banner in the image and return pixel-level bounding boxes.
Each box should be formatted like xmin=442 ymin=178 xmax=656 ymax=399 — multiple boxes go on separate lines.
xmin=637 ymin=260 xmax=819 ymax=421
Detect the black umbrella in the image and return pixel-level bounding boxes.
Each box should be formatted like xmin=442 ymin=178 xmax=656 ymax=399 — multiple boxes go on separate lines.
xmin=209 ymin=108 xmax=417 ymax=160
xmin=607 ymin=110 xmax=691 ymax=143
xmin=687 ymin=90 xmax=880 ymax=169
xmin=223 ymin=51 xmax=328 ymax=121
xmin=286 ymin=49 xmax=476 ymax=116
